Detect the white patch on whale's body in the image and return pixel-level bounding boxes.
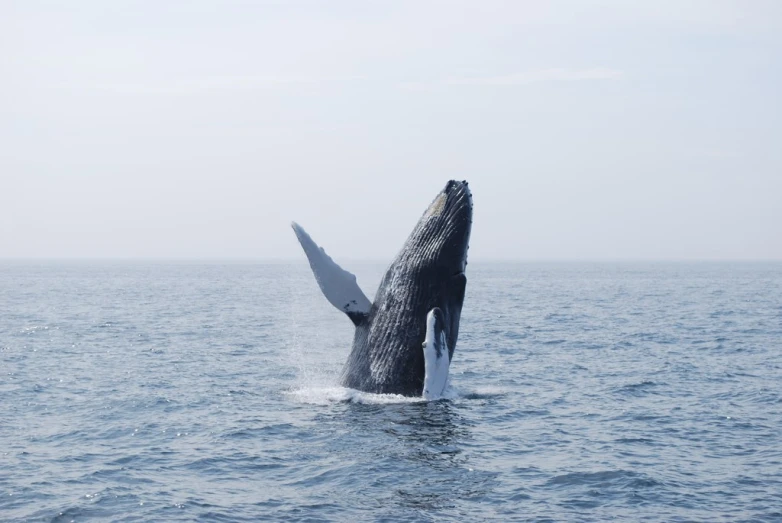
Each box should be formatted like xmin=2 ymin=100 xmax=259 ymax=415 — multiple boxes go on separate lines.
xmin=422 ymin=308 xmax=450 ymax=400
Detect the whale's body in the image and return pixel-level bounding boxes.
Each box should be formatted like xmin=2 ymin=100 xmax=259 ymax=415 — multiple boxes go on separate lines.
xmin=292 ymin=180 xmax=472 ymax=398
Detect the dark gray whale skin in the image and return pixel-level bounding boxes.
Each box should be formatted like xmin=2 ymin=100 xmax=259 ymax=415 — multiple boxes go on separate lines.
xmin=341 ymin=180 xmax=472 ymax=396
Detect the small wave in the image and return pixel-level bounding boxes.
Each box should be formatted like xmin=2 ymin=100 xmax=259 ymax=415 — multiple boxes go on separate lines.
xmin=621 ymin=380 xmax=657 ymax=389
xmin=21 ymin=325 xmax=50 ymax=334
xmin=458 ymin=386 xmax=509 ymax=400
xmin=546 ymin=469 xmax=660 ymax=490
xmin=615 ymin=380 xmax=660 ymax=396
xmin=614 ymin=437 xmax=655 ymax=445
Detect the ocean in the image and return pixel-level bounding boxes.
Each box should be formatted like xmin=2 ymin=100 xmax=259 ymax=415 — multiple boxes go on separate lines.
xmin=1 ymin=261 xmax=781 ymax=522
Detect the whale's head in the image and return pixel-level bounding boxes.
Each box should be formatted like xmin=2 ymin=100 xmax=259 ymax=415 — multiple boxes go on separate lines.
xmin=375 ymin=179 xmax=472 ymax=363
xmin=399 ymin=179 xmax=473 ymax=276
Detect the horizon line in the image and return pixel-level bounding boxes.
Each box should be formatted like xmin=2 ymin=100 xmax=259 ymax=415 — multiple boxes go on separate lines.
xmin=1 ymin=257 xmax=781 ymax=264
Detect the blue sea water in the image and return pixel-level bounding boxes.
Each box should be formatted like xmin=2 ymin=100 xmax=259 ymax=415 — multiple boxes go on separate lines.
xmin=1 ymin=261 xmax=781 ymax=522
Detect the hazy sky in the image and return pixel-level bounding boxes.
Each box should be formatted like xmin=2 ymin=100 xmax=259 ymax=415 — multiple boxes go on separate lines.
xmin=2 ymin=1 xmax=780 ymax=260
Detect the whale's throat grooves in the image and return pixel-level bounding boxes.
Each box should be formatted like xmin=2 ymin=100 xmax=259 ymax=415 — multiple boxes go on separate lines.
xmin=339 ymin=181 xmax=472 ymax=396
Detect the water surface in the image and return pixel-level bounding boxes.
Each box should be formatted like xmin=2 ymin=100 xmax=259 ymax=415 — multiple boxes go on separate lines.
xmin=2 ymin=262 xmax=781 ymax=521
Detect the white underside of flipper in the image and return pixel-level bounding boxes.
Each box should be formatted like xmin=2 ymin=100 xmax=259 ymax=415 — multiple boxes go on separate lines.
xmin=291 ymin=222 xmax=372 ymax=319
xmin=422 ymin=308 xmax=450 ymax=400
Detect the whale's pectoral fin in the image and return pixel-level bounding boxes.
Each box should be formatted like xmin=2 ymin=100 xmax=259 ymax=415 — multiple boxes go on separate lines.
xmin=291 ymin=222 xmax=372 ymax=326
xmin=422 ymin=307 xmax=451 ymax=400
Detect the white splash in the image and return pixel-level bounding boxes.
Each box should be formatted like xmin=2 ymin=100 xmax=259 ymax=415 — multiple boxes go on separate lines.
xmin=286 ymin=384 xmax=461 ymax=405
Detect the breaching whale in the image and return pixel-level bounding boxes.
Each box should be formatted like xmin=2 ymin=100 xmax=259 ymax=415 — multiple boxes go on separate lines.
xmin=292 ymin=180 xmax=472 ymax=398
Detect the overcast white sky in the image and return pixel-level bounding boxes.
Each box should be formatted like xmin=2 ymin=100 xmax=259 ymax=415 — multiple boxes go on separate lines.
xmin=1 ymin=1 xmax=780 ymax=260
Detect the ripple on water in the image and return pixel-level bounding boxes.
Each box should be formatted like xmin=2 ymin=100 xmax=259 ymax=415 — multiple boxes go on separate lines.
xmin=1 ymin=262 xmax=781 ymax=521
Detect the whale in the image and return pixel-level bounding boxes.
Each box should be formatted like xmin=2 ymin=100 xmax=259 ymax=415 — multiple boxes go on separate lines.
xmin=292 ymin=180 xmax=472 ymax=398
